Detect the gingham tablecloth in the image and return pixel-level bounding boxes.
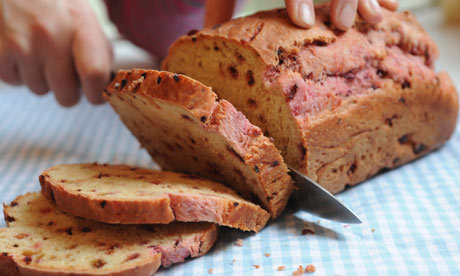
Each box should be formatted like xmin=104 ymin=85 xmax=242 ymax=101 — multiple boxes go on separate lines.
xmin=1 ymin=84 xmax=459 ymax=275
xmin=1 ymin=9 xmax=460 ymax=276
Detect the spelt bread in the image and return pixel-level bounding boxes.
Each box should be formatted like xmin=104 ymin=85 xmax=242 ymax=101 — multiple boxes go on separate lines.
xmin=39 ymin=163 xmax=270 ymax=232
xmin=104 ymin=69 xmax=293 ymax=218
xmin=0 ymin=193 xmax=218 ymax=276
xmin=162 ymin=5 xmax=459 ymax=193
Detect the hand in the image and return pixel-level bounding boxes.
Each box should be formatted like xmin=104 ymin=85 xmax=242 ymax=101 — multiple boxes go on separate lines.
xmin=286 ymin=0 xmax=398 ymax=30
xmin=0 ymin=0 xmax=112 ymax=107
xmin=204 ymin=0 xmax=398 ymax=31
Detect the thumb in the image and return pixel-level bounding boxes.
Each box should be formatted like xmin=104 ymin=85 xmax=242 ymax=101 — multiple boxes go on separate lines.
xmin=204 ymin=0 xmax=236 ymax=28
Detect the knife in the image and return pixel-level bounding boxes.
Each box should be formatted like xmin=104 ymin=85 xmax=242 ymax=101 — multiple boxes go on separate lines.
xmin=289 ymin=166 xmax=362 ymax=224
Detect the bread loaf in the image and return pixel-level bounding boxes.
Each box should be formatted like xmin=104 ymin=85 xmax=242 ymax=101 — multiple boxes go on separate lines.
xmin=163 ymin=5 xmax=459 ymax=193
xmin=0 ymin=193 xmax=218 ymax=276
xmin=40 ymin=163 xmax=270 ymax=232
xmin=104 ymin=69 xmax=293 ymax=218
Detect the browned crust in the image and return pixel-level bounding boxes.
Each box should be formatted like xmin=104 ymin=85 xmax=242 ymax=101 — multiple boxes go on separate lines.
xmin=303 ymin=72 xmax=458 ymax=193
xmin=195 ymin=224 xmax=219 ymax=257
xmin=104 ymin=69 xmax=293 ymax=218
xmin=40 ymin=171 xmax=175 ymax=224
xmin=39 ymin=165 xmax=269 ymax=232
xmin=163 ymin=5 xmax=438 ymax=71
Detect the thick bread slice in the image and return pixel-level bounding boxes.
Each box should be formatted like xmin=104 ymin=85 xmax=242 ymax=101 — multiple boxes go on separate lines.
xmin=104 ymin=69 xmax=293 ymax=218
xmin=163 ymin=5 xmax=459 ymax=193
xmin=39 ymin=163 xmax=270 ymax=232
xmin=0 ymin=193 xmax=218 ymax=276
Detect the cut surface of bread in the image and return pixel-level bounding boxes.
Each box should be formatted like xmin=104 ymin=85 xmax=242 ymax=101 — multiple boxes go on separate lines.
xmin=40 ymin=163 xmax=270 ymax=232
xmin=0 ymin=193 xmax=218 ymax=276
xmin=104 ymin=69 xmax=293 ymax=218
xmin=162 ymin=5 xmax=459 ymax=193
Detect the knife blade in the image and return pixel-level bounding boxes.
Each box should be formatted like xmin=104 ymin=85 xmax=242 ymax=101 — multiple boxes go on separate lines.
xmin=289 ymin=166 xmax=362 ymax=224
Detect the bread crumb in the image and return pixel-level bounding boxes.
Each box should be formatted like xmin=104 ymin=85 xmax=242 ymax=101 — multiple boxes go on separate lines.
xmin=264 ymin=253 xmax=271 ymax=257
xmin=234 ymin=239 xmax=243 ymax=247
xmin=293 ymin=265 xmax=304 ymax=276
xmin=301 ymin=228 xmax=315 ymax=235
xmin=277 ymin=266 xmax=286 ymax=271
xmin=305 ymin=264 xmax=315 ymax=273
xmin=253 ymin=265 xmax=260 ymax=269
xmin=302 ymin=223 xmax=315 ymax=235
xmin=208 ymin=268 xmax=213 ymax=274
xmin=371 ymin=228 xmax=375 ymax=232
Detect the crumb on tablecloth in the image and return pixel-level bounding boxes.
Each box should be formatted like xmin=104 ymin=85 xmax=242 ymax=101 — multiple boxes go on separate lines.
xmin=293 ymin=265 xmax=304 ymax=276
xmin=264 ymin=253 xmax=271 ymax=257
xmin=231 ymin=259 xmax=236 ymax=265
xmin=371 ymin=228 xmax=375 ymax=232
xmin=302 ymin=228 xmax=315 ymax=235
xmin=277 ymin=265 xmax=286 ymax=271
xmin=208 ymin=268 xmax=213 ymax=274
xmin=306 ymin=264 xmax=315 ymax=273
xmin=234 ymin=238 xmax=244 ymax=247
xmin=254 ymin=265 xmax=260 ymax=269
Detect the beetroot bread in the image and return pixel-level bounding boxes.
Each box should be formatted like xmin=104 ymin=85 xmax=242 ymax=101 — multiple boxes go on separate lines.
xmin=40 ymin=163 xmax=270 ymax=232
xmin=0 ymin=193 xmax=218 ymax=276
xmin=104 ymin=69 xmax=293 ymax=218
xmin=162 ymin=5 xmax=459 ymax=193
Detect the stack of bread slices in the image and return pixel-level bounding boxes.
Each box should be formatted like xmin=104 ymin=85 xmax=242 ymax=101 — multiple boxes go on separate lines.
xmin=0 ymin=163 xmax=275 ymax=275
xmin=1 ymin=3 xmax=458 ymax=275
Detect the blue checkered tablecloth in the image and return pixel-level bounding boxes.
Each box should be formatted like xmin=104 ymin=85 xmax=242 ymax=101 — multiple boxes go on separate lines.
xmin=0 ymin=85 xmax=459 ymax=275
xmin=1 ymin=6 xmax=460 ymax=275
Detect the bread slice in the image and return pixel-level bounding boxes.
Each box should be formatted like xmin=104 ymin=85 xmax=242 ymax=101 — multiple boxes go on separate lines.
xmin=0 ymin=193 xmax=218 ymax=276
xmin=104 ymin=69 xmax=293 ymax=218
xmin=162 ymin=5 xmax=459 ymax=193
xmin=39 ymin=163 xmax=270 ymax=232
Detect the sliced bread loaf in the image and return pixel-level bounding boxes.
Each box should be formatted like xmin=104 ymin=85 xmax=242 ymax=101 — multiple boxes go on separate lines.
xmin=162 ymin=5 xmax=458 ymax=193
xmin=39 ymin=163 xmax=270 ymax=232
xmin=104 ymin=69 xmax=293 ymax=218
xmin=0 ymin=193 xmax=218 ymax=276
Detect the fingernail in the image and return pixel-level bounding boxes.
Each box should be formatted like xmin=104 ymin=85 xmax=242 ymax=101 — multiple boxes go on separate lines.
xmin=339 ymin=3 xmax=355 ymax=29
xmin=299 ymin=3 xmax=314 ymax=26
xmin=369 ymin=0 xmax=382 ymax=12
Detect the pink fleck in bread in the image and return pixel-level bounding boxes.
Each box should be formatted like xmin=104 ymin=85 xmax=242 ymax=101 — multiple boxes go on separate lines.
xmin=162 ymin=5 xmax=459 ymax=193
xmin=0 ymin=193 xmax=218 ymax=276
xmin=39 ymin=163 xmax=270 ymax=232
xmin=104 ymin=70 xmax=293 ymax=218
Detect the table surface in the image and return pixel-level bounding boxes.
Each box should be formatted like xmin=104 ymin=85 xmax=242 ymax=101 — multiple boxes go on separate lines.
xmin=1 ymin=6 xmax=459 ymax=276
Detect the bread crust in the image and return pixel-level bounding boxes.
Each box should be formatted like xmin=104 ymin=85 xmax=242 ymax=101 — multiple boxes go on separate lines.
xmin=0 ymin=193 xmax=218 ymax=276
xmin=39 ymin=164 xmax=270 ymax=232
xmin=104 ymin=69 xmax=293 ymax=218
xmin=162 ymin=5 xmax=458 ymax=193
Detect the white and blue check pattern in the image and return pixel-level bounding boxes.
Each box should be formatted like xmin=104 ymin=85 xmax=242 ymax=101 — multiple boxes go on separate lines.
xmin=0 ymin=87 xmax=459 ymax=275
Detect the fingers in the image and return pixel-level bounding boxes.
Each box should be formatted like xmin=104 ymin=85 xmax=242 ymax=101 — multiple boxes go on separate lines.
xmin=71 ymin=21 xmax=112 ymax=105
xmin=44 ymin=51 xmax=80 ymax=107
xmin=204 ymin=0 xmax=236 ymax=28
xmin=330 ymin=0 xmax=359 ymax=31
xmin=0 ymin=58 xmax=21 ymax=85
xmin=0 ymin=40 xmax=21 ymax=85
xmin=378 ymin=0 xmax=398 ymax=11
xmin=17 ymin=60 xmax=48 ymax=95
xmin=286 ymin=0 xmax=315 ymax=28
xmin=358 ymin=0 xmax=383 ymax=24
